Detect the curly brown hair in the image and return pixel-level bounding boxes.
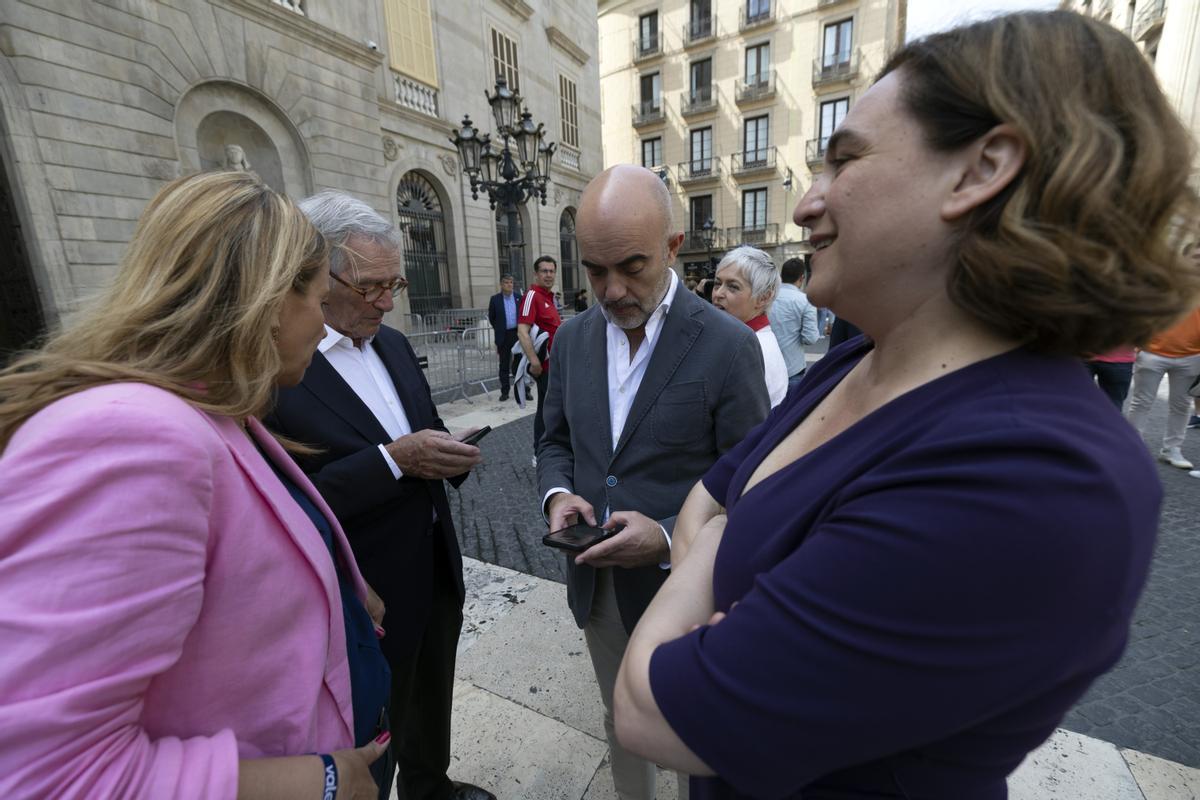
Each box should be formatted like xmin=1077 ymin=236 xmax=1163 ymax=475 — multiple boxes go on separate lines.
xmin=881 ymin=11 xmax=1200 ymax=356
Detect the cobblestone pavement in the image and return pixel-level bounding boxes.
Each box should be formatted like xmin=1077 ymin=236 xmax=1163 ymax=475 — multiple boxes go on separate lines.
xmin=448 ymin=363 xmax=1200 ymax=768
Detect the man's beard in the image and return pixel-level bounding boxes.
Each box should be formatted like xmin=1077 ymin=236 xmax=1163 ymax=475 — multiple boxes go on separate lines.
xmin=602 ymin=268 xmax=671 ymax=330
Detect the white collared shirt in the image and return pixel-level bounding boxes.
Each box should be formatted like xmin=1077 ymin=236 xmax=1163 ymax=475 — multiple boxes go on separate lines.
xmin=604 ymin=269 xmax=679 ymax=450
xmin=318 ymin=325 xmax=411 ymax=478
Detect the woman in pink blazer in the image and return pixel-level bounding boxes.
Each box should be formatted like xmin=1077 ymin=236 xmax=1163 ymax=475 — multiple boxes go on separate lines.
xmin=0 ymin=172 xmax=389 ymax=799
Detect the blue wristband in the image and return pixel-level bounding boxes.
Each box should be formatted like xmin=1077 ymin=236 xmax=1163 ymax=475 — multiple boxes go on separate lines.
xmin=318 ymin=753 xmax=338 ymax=800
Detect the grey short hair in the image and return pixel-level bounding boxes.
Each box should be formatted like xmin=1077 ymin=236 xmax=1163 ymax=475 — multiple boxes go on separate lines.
xmin=298 ymin=190 xmax=401 ymax=276
xmin=717 ymin=245 xmax=780 ymax=310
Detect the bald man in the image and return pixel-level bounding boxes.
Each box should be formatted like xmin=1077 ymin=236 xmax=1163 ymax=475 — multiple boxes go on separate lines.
xmin=537 ymin=165 xmax=770 ymax=799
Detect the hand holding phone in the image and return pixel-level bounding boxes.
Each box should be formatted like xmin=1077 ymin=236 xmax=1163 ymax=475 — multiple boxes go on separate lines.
xmin=542 ymin=522 xmax=621 ymax=553
xmin=456 ymin=426 xmax=491 ymax=446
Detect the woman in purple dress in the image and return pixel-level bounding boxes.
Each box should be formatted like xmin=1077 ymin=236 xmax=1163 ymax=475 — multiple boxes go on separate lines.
xmin=612 ymin=12 xmax=1199 ymax=800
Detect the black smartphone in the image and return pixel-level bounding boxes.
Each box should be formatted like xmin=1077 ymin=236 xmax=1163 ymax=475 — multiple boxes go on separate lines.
xmin=458 ymin=426 xmax=491 ymax=446
xmin=542 ymin=522 xmax=619 ymax=552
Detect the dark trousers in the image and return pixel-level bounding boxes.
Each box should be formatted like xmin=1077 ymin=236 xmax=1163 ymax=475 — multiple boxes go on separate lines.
xmin=496 ymin=328 xmax=519 ymax=395
xmin=388 ymin=541 xmax=464 ymax=800
xmin=1086 ymin=360 xmax=1133 ymax=410
xmin=533 ymin=368 xmax=549 ymax=454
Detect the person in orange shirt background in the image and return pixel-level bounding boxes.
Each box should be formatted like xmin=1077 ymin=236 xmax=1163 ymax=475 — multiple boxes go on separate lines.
xmin=1125 ymin=244 xmax=1200 ymax=469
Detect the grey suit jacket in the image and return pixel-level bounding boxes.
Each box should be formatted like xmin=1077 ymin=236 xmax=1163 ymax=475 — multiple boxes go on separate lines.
xmin=537 ymin=285 xmax=771 ymax=632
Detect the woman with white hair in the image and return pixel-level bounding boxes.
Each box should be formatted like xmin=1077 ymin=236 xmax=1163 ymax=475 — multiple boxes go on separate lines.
xmin=712 ymin=245 xmax=788 ymax=406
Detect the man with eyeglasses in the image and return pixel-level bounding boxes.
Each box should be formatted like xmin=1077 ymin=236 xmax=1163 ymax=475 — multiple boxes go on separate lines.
xmin=266 ymin=191 xmax=495 ymax=800
xmin=518 ymin=255 xmax=563 ymax=461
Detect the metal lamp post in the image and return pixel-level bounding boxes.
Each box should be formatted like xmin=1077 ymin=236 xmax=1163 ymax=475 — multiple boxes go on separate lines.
xmin=450 ymin=76 xmax=556 ymax=287
xmin=701 ymin=216 xmax=718 ymax=276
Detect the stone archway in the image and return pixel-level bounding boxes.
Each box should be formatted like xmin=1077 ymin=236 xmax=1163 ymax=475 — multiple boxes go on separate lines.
xmin=396 ymin=170 xmax=452 ymax=315
xmin=175 ymin=81 xmax=310 ymax=198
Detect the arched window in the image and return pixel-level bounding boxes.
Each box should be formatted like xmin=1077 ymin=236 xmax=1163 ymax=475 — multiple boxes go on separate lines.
xmin=495 ymin=206 xmax=526 ymax=290
xmin=397 ymin=171 xmax=451 ymax=314
xmin=559 ymin=209 xmax=578 ymax=297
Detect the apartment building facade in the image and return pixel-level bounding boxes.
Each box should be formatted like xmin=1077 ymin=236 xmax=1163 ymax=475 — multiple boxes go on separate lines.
xmin=1062 ymin=0 xmax=1200 ymax=186
xmin=0 ymin=0 xmax=600 ymax=356
xmin=597 ymin=0 xmax=905 ymax=277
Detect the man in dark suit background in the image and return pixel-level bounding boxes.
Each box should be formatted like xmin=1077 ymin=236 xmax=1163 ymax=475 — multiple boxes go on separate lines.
xmin=538 ymin=166 xmax=769 ymax=799
xmin=486 ymin=273 xmax=522 ymax=401
xmin=266 ymin=191 xmax=494 ymax=800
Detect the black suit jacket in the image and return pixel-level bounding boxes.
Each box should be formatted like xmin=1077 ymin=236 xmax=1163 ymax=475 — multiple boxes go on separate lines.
xmin=265 ymin=325 xmax=466 ymax=662
xmin=487 ymin=291 xmax=522 ymax=342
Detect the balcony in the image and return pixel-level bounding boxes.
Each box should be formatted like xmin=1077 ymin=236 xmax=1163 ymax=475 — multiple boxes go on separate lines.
xmin=740 ymin=1 xmax=775 ymax=31
xmin=731 ymin=146 xmax=777 ymax=177
xmin=683 ymin=16 xmax=715 ymax=46
xmin=394 ymin=74 xmax=439 ymax=118
xmin=269 ymin=0 xmax=304 ymax=14
xmin=681 ymin=87 xmax=718 ymax=116
xmin=727 ymin=223 xmax=779 ymax=247
xmin=813 ymin=50 xmax=860 ymax=87
xmin=736 ymin=70 xmax=775 ymax=104
xmin=632 ymin=33 xmax=662 ymax=62
xmin=651 ymin=165 xmax=671 ymax=186
xmin=1133 ymin=0 xmax=1165 ymax=41
xmin=677 ymin=158 xmax=723 ymax=185
xmin=632 ymin=100 xmax=665 ymax=127
xmin=806 ymin=137 xmax=828 ymax=168
xmin=681 ymin=228 xmax=723 ymax=252
xmin=558 ymin=144 xmax=581 ymax=173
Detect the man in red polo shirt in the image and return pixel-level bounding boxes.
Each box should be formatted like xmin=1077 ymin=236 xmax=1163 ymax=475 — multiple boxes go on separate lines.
xmin=518 ymin=255 xmax=563 ymax=461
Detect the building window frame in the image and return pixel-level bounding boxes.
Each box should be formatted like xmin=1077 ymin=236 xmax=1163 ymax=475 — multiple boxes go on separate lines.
xmin=743 ymin=113 xmax=769 ymax=161
xmin=821 ymin=17 xmax=854 ymax=69
xmin=689 ymin=126 xmax=713 ymax=172
xmin=639 ymin=70 xmax=662 ymax=110
xmin=744 ymin=40 xmax=771 ymax=86
xmin=383 ymin=0 xmax=439 ymax=87
xmin=559 ymin=74 xmax=579 ymax=148
xmin=641 ymin=136 xmax=663 ymax=168
xmin=742 ymin=186 xmax=768 ymax=230
xmin=638 ymin=11 xmax=659 ymax=52
xmin=491 ymin=26 xmax=520 ymax=92
xmin=817 ymin=95 xmax=850 ymax=152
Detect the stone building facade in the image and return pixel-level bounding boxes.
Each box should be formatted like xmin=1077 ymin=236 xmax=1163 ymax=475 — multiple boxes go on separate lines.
xmin=0 ymin=0 xmax=601 ymax=355
xmin=596 ymin=0 xmax=904 ymax=277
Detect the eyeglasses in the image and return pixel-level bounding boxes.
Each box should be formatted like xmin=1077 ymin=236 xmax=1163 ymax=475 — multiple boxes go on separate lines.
xmin=331 ymin=270 xmax=408 ymax=303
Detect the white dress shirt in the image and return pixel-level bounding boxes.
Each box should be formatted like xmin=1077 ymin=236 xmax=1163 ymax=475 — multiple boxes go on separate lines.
xmin=543 ymin=271 xmax=680 ymax=564
xmin=318 ymin=324 xmax=411 ymax=479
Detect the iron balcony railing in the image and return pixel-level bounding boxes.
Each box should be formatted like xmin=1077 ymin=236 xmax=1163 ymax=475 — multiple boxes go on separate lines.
xmin=633 ymin=32 xmax=662 ymax=61
xmin=739 ymin=1 xmax=774 ymax=31
xmin=727 ymin=223 xmax=779 ymax=247
xmin=632 ymin=100 xmax=665 ymax=127
xmin=1133 ymin=0 xmax=1165 ymax=40
xmin=731 ymin=146 xmax=777 ymax=176
xmin=806 ymin=137 xmax=829 ymax=167
xmin=681 ymin=87 xmax=718 ymax=116
xmin=812 ymin=49 xmax=860 ymax=87
xmin=677 ymin=158 xmax=723 ymax=184
xmin=681 ymin=228 xmax=723 ymax=252
xmin=736 ymin=70 xmax=775 ymax=103
xmin=683 ymin=16 xmax=715 ymax=45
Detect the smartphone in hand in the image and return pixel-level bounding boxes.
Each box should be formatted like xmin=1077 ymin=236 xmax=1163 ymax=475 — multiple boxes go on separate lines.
xmin=457 ymin=426 xmax=492 ymax=446
xmin=542 ymin=523 xmax=620 ymax=552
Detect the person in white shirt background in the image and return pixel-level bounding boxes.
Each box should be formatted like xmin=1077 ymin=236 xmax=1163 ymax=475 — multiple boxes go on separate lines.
xmin=712 ymin=246 xmax=789 ymax=407
xmin=769 ymin=256 xmax=821 ymax=382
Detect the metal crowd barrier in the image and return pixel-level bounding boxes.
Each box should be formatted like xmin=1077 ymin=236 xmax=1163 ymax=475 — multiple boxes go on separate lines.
xmin=403 ymin=306 xmax=580 ymax=404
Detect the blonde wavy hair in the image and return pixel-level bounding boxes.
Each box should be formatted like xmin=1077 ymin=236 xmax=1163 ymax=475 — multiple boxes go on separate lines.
xmin=882 ymin=11 xmax=1200 ymax=356
xmin=0 ymin=171 xmax=327 ymax=448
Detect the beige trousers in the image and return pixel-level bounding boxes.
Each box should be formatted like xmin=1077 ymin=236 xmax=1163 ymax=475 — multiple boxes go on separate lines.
xmin=583 ymin=567 xmax=690 ymax=800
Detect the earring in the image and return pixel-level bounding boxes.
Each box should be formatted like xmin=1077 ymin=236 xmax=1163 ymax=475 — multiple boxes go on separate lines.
xmin=271 ymin=327 xmax=279 ymax=343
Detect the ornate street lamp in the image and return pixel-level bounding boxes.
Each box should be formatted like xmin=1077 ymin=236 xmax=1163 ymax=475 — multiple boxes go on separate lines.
xmin=701 ymin=216 xmax=718 ymax=275
xmin=451 ymin=76 xmax=556 ymax=287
